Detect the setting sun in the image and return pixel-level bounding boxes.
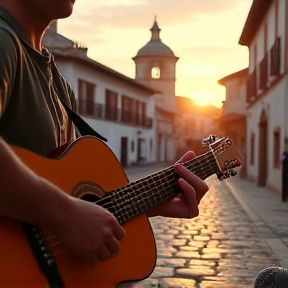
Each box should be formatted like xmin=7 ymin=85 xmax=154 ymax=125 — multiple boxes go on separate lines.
xmin=188 ymin=89 xmax=224 ymax=108
xmin=59 ymin=0 xmax=251 ymax=109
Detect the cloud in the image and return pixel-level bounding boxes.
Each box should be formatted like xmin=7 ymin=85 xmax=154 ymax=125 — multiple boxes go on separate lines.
xmin=67 ymin=0 xmax=251 ymax=30
xmin=182 ymin=45 xmax=248 ymax=55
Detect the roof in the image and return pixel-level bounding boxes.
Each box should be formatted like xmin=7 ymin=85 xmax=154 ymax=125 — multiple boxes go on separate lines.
xmin=176 ymin=96 xmax=220 ymax=116
xmin=51 ymin=49 xmax=160 ymax=94
xmin=135 ymin=19 xmax=176 ymax=57
xmin=42 ymin=27 xmax=160 ymax=94
xmin=239 ymin=0 xmax=273 ymax=46
xmin=218 ymin=68 xmax=248 ymax=86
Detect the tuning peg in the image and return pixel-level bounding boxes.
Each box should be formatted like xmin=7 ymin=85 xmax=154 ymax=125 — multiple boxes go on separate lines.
xmin=202 ymin=135 xmax=220 ymax=147
xmin=229 ymin=169 xmax=237 ymax=177
xmin=217 ymin=169 xmax=237 ymax=181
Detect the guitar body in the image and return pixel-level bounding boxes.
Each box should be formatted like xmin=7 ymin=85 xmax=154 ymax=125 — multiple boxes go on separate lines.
xmin=0 ymin=137 xmax=156 ymax=287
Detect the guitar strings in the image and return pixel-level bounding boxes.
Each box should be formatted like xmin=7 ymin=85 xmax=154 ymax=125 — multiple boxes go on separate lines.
xmin=92 ymin=152 xmax=215 ymax=208
xmin=45 ymin=153 xmax=218 ymax=254
xmin=104 ymin=158 xmax=219 ymax=222
xmin=92 ymin=154 xmax=217 ymax=211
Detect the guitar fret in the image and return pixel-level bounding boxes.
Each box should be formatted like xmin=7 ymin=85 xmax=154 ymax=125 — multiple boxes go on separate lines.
xmin=107 ymin=150 xmax=220 ymax=224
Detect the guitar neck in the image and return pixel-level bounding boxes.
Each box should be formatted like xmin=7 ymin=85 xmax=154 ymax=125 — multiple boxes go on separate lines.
xmin=104 ymin=151 xmax=219 ymax=224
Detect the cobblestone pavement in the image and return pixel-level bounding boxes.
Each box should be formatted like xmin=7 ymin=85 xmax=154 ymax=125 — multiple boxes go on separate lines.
xmin=124 ymin=165 xmax=281 ymax=288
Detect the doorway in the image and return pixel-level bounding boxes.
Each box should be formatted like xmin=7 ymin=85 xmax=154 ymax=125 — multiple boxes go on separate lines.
xmin=120 ymin=137 xmax=128 ymax=167
xmin=258 ymin=109 xmax=268 ymax=187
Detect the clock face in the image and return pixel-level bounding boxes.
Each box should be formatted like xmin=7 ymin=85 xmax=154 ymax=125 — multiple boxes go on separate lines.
xmin=151 ymin=67 xmax=161 ymax=79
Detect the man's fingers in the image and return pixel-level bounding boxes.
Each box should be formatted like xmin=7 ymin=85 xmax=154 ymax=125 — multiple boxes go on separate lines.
xmin=113 ymin=223 xmax=125 ymax=241
xmin=175 ymin=164 xmax=209 ymax=203
xmin=176 ymin=151 xmax=196 ymax=164
xmin=106 ymin=237 xmax=120 ymax=255
xmin=96 ymin=245 xmax=113 ymax=262
xmin=177 ymin=178 xmax=199 ymax=218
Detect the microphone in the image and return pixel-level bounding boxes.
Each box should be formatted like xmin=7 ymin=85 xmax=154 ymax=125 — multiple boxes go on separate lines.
xmin=252 ymin=266 xmax=288 ymax=288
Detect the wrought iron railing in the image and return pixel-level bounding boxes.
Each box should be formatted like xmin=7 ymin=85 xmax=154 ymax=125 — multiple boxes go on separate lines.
xmin=78 ymin=100 xmax=153 ymax=128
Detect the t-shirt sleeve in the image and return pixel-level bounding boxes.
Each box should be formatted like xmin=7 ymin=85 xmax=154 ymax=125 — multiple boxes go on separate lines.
xmin=0 ymin=26 xmax=18 ymax=118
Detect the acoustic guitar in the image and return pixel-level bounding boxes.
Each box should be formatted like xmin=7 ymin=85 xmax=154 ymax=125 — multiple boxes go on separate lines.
xmin=0 ymin=135 xmax=241 ymax=287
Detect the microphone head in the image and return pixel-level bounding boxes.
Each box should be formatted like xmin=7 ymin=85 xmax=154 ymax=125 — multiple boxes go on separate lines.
xmin=252 ymin=266 xmax=288 ymax=288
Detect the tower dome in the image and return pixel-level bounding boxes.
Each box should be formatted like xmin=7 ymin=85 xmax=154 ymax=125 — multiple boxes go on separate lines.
xmin=136 ymin=17 xmax=175 ymax=57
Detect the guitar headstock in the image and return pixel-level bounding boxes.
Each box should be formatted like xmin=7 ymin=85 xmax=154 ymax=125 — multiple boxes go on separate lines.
xmin=202 ymin=135 xmax=242 ymax=181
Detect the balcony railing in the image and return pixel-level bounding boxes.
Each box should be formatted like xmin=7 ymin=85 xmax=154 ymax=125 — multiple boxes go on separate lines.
xmin=246 ymin=37 xmax=281 ymax=104
xmin=78 ymin=100 xmax=153 ymax=128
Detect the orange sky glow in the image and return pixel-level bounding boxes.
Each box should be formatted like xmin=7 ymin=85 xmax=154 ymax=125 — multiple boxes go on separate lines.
xmin=58 ymin=0 xmax=253 ymax=108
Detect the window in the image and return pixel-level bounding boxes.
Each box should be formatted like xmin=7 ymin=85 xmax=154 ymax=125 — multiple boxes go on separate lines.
xmin=78 ymin=79 xmax=96 ymax=116
xmin=250 ymin=133 xmax=255 ymax=165
xmin=135 ymin=101 xmax=146 ymax=125
xmin=274 ymin=128 xmax=280 ymax=168
xmin=105 ymin=89 xmax=118 ymax=120
xmin=254 ymin=44 xmax=257 ymax=70
xmin=275 ymin=0 xmax=279 ymax=39
xmin=121 ymin=96 xmax=133 ymax=123
xmin=151 ymin=67 xmax=160 ymax=79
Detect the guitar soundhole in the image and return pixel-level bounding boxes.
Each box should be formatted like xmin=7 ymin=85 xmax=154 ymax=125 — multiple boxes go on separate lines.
xmin=72 ymin=180 xmax=106 ymax=201
xmin=81 ymin=193 xmax=101 ymax=202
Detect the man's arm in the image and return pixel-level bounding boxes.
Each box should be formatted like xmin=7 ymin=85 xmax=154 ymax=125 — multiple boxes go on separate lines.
xmin=0 ymin=137 xmax=125 ymax=264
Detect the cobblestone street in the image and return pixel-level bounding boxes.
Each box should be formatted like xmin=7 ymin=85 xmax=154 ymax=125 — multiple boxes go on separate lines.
xmin=124 ymin=164 xmax=282 ymax=288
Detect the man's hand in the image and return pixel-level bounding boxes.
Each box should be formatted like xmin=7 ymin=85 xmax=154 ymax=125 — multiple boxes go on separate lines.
xmin=53 ymin=197 xmax=125 ymax=266
xmin=147 ymin=151 xmax=209 ymax=218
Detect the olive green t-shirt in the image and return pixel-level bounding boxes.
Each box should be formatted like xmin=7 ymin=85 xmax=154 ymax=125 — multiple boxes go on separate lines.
xmin=0 ymin=6 xmax=76 ymax=156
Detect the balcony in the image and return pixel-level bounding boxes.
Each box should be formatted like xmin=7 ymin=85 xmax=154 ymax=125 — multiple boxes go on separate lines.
xmin=78 ymin=100 xmax=153 ymax=128
xmin=247 ymin=37 xmax=281 ymax=105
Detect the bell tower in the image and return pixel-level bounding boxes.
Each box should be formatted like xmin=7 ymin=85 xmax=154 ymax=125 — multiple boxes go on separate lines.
xmin=133 ymin=17 xmax=179 ymax=113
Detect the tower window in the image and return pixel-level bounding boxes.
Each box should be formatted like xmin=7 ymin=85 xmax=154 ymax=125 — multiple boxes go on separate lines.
xmin=151 ymin=67 xmax=160 ymax=79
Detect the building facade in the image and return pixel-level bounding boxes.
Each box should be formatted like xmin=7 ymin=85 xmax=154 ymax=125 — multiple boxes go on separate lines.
xmin=43 ymin=22 xmax=158 ymax=167
xmin=218 ymin=68 xmax=248 ymax=178
xmin=238 ymin=0 xmax=288 ymax=193
xmin=175 ymin=96 xmax=220 ymax=159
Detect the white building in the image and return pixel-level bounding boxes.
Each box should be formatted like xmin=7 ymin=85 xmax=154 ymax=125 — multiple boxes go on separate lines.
xmin=218 ymin=68 xmax=248 ymax=178
xmin=239 ymin=0 xmax=288 ymax=194
xmin=43 ymin=22 xmax=158 ymax=167
xmin=175 ymin=96 xmax=220 ymax=159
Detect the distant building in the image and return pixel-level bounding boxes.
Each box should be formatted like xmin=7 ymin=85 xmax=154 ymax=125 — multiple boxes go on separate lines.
xmin=43 ymin=19 xmax=220 ymax=167
xmin=175 ymin=96 xmax=220 ymax=159
xmin=237 ymin=0 xmax=288 ymax=194
xmin=218 ymin=68 xmax=248 ymax=178
xmin=133 ymin=18 xmax=179 ymax=162
xmin=43 ymin=21 xmax=158 ymax=167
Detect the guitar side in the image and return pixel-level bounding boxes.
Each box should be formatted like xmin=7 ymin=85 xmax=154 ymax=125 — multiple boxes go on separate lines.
xmin=0 ymin=137 xmax=157 ymax=288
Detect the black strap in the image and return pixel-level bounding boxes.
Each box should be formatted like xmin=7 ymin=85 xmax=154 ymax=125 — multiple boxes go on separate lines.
xmin=22 ymin=223 xmax=64 ymax=288
xmin=51 ymin=60 xmax=107 ymax=142
xmin=58 ymin=97 xmax=107 ymax=142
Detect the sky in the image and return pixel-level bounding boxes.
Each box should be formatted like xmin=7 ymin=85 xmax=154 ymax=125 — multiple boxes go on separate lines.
xmin=58 ymin=0 xmax=253 ymax=108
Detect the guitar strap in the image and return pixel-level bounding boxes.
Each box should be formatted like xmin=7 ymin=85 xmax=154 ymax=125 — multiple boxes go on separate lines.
xmin=22 ymin=223 xmax=64 ymax=288
xmin=51 ymin=60 xmax=107 ymax=142
xmin=21 ymin=60 xmax=108 ymax=287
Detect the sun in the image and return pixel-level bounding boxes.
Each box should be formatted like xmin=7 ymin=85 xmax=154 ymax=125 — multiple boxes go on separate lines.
xmin=189 ymin=90 xmax=222 ymax=107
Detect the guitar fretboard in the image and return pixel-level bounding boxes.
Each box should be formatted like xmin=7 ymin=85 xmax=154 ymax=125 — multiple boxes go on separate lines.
xmin=103 ymin=151 xmax=219 ymax=224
